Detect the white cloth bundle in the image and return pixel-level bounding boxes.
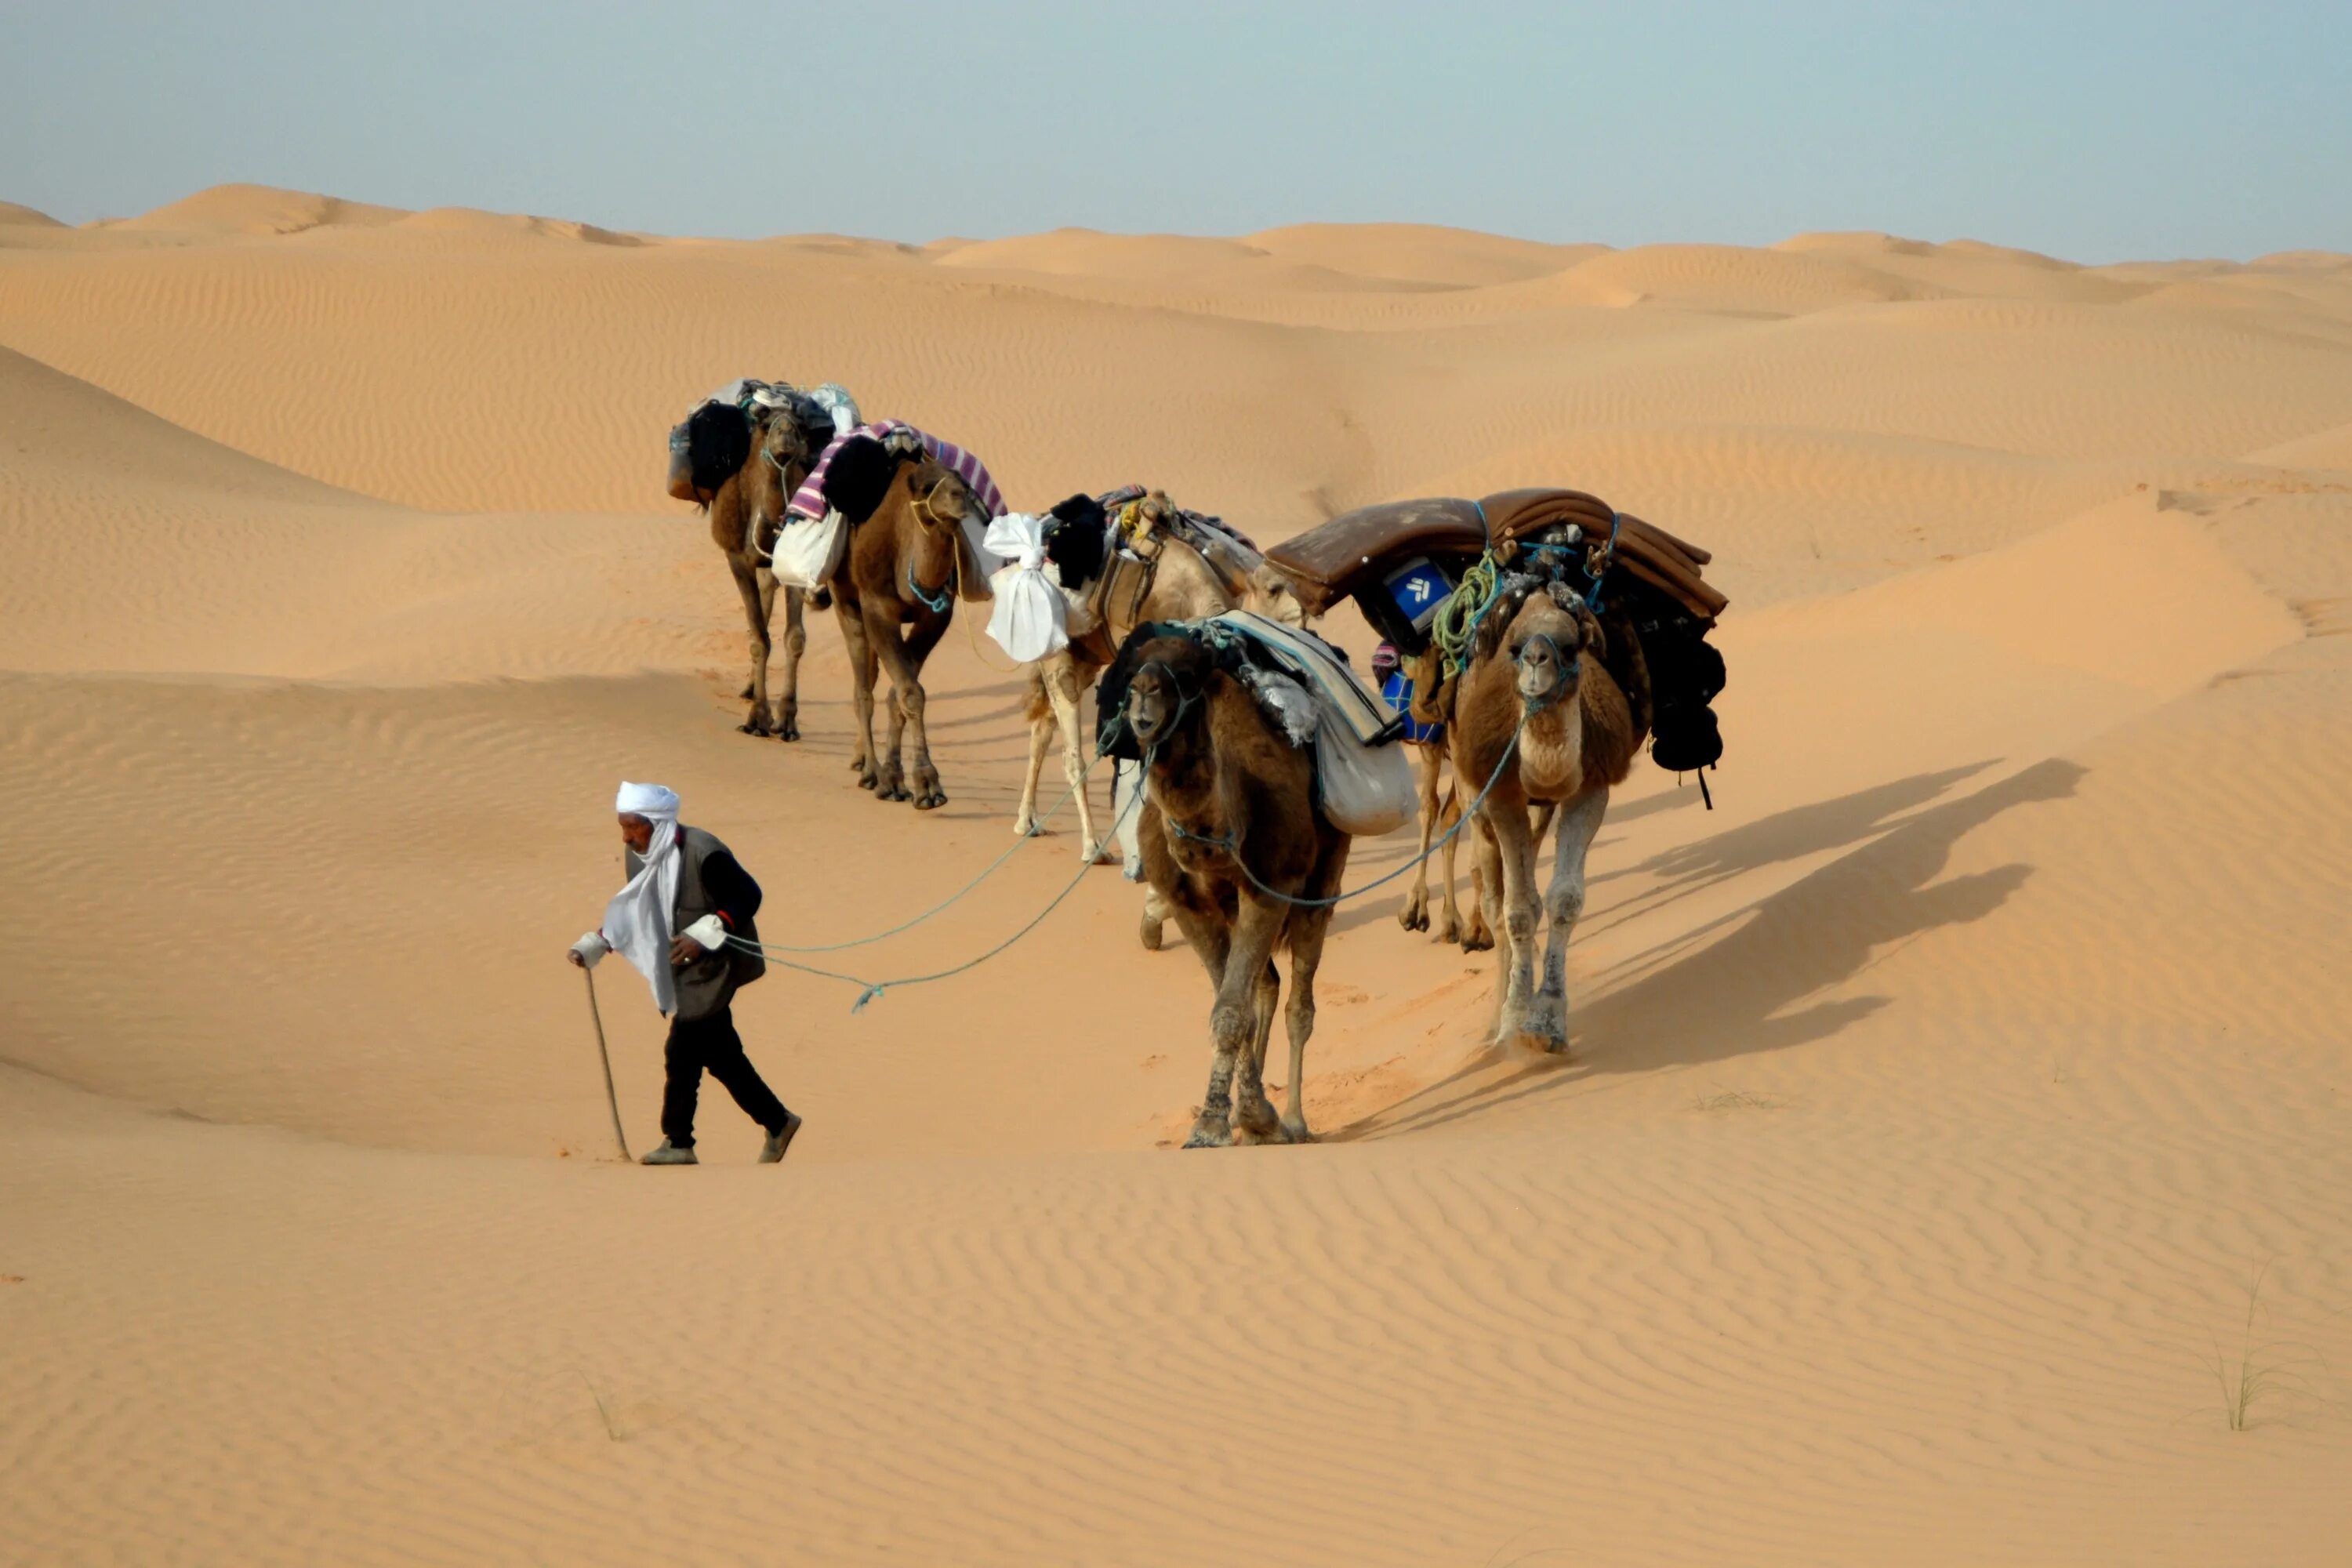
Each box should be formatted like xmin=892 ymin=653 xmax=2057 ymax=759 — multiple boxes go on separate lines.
xmin=1314 ymin=715 xmax=1417 ymax=837
xmin=770 ymin=507 xmax=849 ymax=589
xmin=982 ymin=513 xmax=1068 ymax=662
xmin=1238 ymin=667 xmax=1320 ymax=748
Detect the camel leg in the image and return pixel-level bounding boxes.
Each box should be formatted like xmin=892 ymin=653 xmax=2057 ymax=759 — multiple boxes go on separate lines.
xmin=731 ymin=557 xmax=776 ymax=737
xmin=1012 ymin=664 xmax=1054 ymax=838
xmin=1485 ymin=800 xmax=1553 ymax=1054
xmin=1532 ymin=787 xmax=1608 ymax=1054
xmin=1232 ymin=959 xmax=1283 ymax=1145
xmin=873 ymin=612 xmax=949 ymax=809
xmin=1185 ymin=898 xmax=1285 ymax=1149
xmin=773 ymin=579 xmax=806 ymax=742
xmin=1397 ymin=745 xmax=1441 ymax=932
xmin=1140 ymin=886 xmax=1171 ymax=951
xmin=1464 ymin=811 xmax=1498 ymax=954
xmin=902 ymin=615 xmax=951 ymax=811
xmin=1433 ymin=782 xmax=1467 ymax=945
xmin=836 ymin=601 xmax=880 ymax=789
xmin=1043 ymin=661 xmax=1109 ymax=862
xmin=1279 ymin=907 xmax=1333 ymax=1143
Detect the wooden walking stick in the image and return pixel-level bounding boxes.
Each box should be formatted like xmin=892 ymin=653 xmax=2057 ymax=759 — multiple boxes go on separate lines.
xmin=580 ymin=967 xmax=631 ymax=1160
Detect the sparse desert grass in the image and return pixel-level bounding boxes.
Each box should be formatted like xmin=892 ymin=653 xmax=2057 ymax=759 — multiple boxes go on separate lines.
xmin=1690 ymin=1089 xmax=1781 ymax=1113
xmin=2208 ymin=1262 xmax=2331 ymax=1432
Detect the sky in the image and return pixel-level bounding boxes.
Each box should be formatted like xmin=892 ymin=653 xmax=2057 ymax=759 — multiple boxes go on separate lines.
xmin=2 ymin=0 xmax=2347 ymax=262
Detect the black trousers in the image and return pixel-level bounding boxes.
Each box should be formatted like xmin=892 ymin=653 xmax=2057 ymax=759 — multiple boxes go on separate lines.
xmin=660 ymin=1005 xmax=789 ymax=1147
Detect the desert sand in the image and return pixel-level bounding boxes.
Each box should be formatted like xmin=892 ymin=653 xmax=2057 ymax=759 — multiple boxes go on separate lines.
xmin=2 ymin=183 xmax=2349 ymax=1565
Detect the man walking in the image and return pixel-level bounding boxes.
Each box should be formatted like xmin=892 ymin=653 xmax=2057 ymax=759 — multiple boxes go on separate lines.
xmin=568 ymin=781 xmax=801 ymax=1166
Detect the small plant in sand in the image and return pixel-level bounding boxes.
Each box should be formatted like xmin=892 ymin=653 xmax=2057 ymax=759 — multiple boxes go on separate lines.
xmin=2207 ymin=1262 xmax=2327 ymax=1432
xmin=579 ymin=1372 xmax=626 ymax=1442
xmin=1690 ymin=1088 xmax=1780 ymax=1113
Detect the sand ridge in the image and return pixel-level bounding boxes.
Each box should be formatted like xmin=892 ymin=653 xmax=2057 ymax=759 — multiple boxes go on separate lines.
xmin=2 ymin=183 xmax=2349 ymax=1566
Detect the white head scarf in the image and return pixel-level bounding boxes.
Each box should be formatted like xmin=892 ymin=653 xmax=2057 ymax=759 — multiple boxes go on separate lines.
xmin=603 ymin=782 xmax=683 ymax=1014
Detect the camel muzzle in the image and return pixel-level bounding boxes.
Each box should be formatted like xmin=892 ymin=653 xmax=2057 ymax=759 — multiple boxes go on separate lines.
xmin=1515 ymin=632 xmax=1576 ymax=713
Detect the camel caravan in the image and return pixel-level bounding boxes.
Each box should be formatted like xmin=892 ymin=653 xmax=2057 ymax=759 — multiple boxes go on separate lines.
xmin=666 ymin=382 xmax=1728 ymax=1141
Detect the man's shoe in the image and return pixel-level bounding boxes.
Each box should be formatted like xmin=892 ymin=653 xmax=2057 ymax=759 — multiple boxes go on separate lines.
xmin=759 ymin=1112 xmax=803 ymax=1165
xmin=639 ymin=1140 xmax=698 ymax=1166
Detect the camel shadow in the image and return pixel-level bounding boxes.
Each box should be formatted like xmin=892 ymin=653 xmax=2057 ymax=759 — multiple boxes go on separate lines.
xmin=1334 ymin=757 xmax=2085 ymax=1141
xmin=1581 ymin=760 xmax=1997 ymax=941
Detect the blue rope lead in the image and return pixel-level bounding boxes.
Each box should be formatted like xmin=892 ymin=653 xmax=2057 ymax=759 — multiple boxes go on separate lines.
xmin=724 ymin=769 xmax=1145 ymax=1012
xmin=736 ymin=752 xmax=1104 ymax=953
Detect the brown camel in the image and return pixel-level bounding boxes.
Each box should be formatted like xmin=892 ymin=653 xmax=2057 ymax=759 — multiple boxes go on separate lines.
xmin=1012 ymin=494 xmax=1305 ymax=865
xmin=668 ymin=397 xmax=829 ymax=739
xmin=1122 ymin=630 xmax=1350 ymax=1147
xmin=818 ymin=433 xmax=982 ymax=810
xmin=1446 ymin=581 xmax=1650 ymax=1054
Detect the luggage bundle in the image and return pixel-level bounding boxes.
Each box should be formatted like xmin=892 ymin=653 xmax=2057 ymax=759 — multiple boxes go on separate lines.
xmin=1264 ymin=488 xmax=1730 ymax=779
xmin=664 ymin=379 xmax=862 ymax=503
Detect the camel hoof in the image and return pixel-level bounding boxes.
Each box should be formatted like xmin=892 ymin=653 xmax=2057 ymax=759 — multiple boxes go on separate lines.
xmin=1280 ymin=1120 xmax=1315 ymax=1145
xmin=1182 ymin=1123 xmax=1233 ymax=1149
xmin=1437 ymin=917 xmax=1461 ymax=944
xmin=913 ymin=789 xmax=946 ymax=811
xmin=1012 ymin=818 xmax=1041 ymax=839
xmin=739 ymin=683 xmax=756 ymax=701
xmin=1461 ymin=931 xmax=1494 ymax=954
xmin=1507 ymin=1028 xmax=1570 ymax=1057
xmin=777 ymin=714 xmax=800 ymax=742
xmin=1139 ymin=916 xmax=1164 ymax=952
xmin=858 ymin=775 xmax=878 ymax=792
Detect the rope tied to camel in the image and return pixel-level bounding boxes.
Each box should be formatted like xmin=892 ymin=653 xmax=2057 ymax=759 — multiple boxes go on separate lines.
xmin=1429 ymin=550 xmax=1506 ymax=679
xmin=1160 ymin=717 xmax=1526 ymax=911
xmin=720 ymin=721 xmax=1149 ymax=1011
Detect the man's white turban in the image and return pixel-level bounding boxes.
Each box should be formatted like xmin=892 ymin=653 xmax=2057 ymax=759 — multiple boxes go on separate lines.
xmin=615 ymin=781 xmax=681 ymax=822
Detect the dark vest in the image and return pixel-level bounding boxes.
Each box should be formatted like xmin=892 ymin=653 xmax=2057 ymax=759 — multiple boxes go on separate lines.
xmin=628 ymin=825 xmax=765 ymax=1020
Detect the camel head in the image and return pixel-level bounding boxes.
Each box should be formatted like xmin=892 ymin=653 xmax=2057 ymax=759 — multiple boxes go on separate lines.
xmin=1240 ymin=561 xmax=1308 ymax=627
xmin=889 ymin=444 xmax=979 ymax=597
xmin=742 ymin=403 xmax=828 ymax=537
xmin=1116 ymin=632 xmax=1216 ymax=756
xmin=1506 ymin=583 xmax=1604 ymax=715
xmin=1401 ymin=643 xmax=1452 ymax=728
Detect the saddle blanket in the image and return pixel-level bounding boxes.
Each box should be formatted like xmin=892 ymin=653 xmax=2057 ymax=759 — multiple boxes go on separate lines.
xmin=786 ymin=420 xmax=1006 ymax=524
xmin=1207 ymin=611 xmax=1399 ymax=748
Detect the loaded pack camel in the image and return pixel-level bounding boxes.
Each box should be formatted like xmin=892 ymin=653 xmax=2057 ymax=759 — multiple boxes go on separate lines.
xmin=667 ymin=394 xmax=832 ymax=739
xmin=1446 ymin=580 xmax=1650 ymax=1054
xmin=800 ymin=431 xmax=984 ymax=810
xmin=1117 ymin=629 xmax=1349 ymax=1147
xmin=1011 ymin=491 xmax=1305 ymax=864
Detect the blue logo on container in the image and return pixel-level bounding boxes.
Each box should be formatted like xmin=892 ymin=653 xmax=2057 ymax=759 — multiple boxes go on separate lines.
xmin=1384 ymin=558 xmax=1451 ymax=631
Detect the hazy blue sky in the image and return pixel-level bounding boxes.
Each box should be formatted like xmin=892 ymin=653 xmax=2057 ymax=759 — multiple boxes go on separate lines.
xmin=3 ymin=1 xmax=2346 ymax=260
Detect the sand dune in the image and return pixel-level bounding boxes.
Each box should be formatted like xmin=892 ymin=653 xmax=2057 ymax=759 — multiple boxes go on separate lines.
xmin=3 ymin=185 xmax=2349 ymax=1566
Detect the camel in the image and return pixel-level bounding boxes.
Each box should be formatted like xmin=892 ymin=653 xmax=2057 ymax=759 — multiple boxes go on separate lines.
xmin=668 ymin=394 xmax=830 ymax=739
xmin=814 ymin=431 xmax=982 ymax=810
xmin=1011 ymin=494 xmax=1305 ymax=865
xmin=1446 ymin=579 xmax=1650 ymax=1054
xmin=1120 ymin=629 xmax=1350 ymax=1147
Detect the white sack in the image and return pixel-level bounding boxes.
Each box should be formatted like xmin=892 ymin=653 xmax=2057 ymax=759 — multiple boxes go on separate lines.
xmin=1314 ymin=716 xmax=1417 ymax=838
xmin=982 ymin=513 xmax=1065 ymax=661
xmin=958 ymin=512 xmax=1006 ymax=603
xmin=770 ymin=507 xmax=848 ymax=590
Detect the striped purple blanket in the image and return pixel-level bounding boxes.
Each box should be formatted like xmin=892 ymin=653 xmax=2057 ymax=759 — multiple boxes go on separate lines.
xmin=786 ymin=421 xmax=1005 ymax=523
